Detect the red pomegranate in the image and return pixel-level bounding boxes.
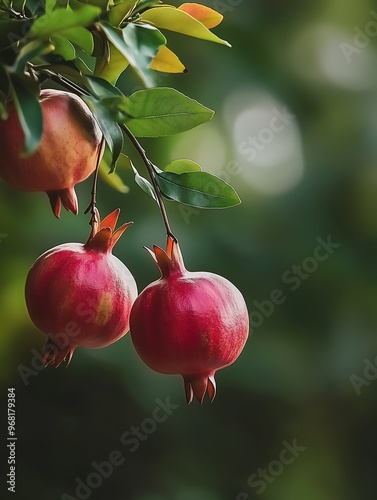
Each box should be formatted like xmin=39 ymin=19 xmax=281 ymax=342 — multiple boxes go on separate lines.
xmin=25 ymin=209 xmax=138 ymax=367
xmin=130 ymin=236 xmax=249 ymax=403
xmin=0 ymin=89 xmax=103 ymax=217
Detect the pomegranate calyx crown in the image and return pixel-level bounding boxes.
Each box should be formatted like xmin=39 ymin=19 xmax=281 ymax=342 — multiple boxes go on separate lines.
xmin=184 ymin=373 xmax=217 ymax=404
xmin=84 ymin=208 xmax=132 ymax=253
xmin=145 ymin=235 xmax=186 ymax=277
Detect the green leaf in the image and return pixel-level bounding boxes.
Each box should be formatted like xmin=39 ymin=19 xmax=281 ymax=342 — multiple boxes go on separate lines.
xmin=13 ymin=0 xmax=26 ymax=14
xmin=83 ymin=95 xmax=123 ymax=169
xmin=85 ymin=75 xmax=123 ymax=99
xmin=108 ymin=0 xmax=138 ymax=26
xmin=155 ymin=171 xmax=241 ymax=208
xmin=140 ymin=6 xmax=231 ymax=46
xmin=51 ymin=35 xmax=76 ymax=60
xmin=133 ymin=0 xmax=160 ymax=14
xmin=45 ymin=0 xmax=58 ymax=13
xmin=117 ymin=87 xmax=214 ymax=137
xmin=60 ymin=27 xmax=94 ymax=54
xmin=94 ymin=41 xmax=129 ymax=85
xmin=82 ymin=0 xmax=110 ymax=10
xmin=130 ymin=162 xmax=158 ymax=202
xmin=29 ymin=5 xmax=100 ymax=39
xmin=9 ymin=74 xmax=42 ymax=155
xmin=26 ymin=0 xmax=44 ymax=14
xmin=0 ymin=89 xmax=7 ymax=118
xmin=0 ymin=19 xmax=31 ymax=49
xmin=13 ymin=40 xmax=54 ymax=73
xmin=122 ymin=22 xmax=165 ymax=83
xmin=99 ymin=21 xmax=165 ymax=87
xmin=164 ymin=159 xmax=202 ymax=174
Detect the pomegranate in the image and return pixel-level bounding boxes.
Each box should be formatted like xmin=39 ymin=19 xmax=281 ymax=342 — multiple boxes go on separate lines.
xmin=130 ymin=236 xmax=249 ymax=403
xmin=0 ymin=89 xmax=103 ymax=217
xmin=25 ymin=209 xmax=138 ymax=367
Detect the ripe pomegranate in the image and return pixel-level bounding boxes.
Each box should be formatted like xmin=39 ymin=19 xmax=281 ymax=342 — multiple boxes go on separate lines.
xmin=25 ymin=209 xmax=138 ymax=367
xmin=0 ymin=89 xmax=103 ymax=217
xmin=130 ymin=236 xmax=249 ymax=403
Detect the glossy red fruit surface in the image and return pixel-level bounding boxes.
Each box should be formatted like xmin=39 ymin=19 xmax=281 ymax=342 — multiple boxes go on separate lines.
xmin=25 ymin=209 xmax=138 ymax=367
xmin=130 ymin=236 xmax=249 ymax=403
xmin=0 ymin=89 xmax=103 ymax=217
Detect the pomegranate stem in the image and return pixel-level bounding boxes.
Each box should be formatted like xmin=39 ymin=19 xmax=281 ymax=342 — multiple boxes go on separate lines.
xmin=120 ymin=123 xmax=177 ymax=242
xmin=27 ymin=66 xmax=177 ymax=241
xmin=84 ymin=135 xmax=105 ymax=231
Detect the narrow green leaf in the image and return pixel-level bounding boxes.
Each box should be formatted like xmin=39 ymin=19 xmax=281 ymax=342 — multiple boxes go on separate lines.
xmin=30 ymin=5 xmax=100 ymax=39
xmin=60 ymin=27 xmax=94 ymax=54
xmin=10 ymin=74 xmax=42 ymax=155
xmin=108 ymin=0 xmax=138 ymax=26
xmin=26 ymin=0 xmax=45 ymax=14
xmin=0 ymin=89 xmax=7 ymax=118
xmin=13 ymin=41 xmax=54 ymax=73
xmin=83 ymin=95 xmax=123 ymax=169
xmin=45 ymin=0 xmax=58 ymax=13
xmin=155 ymin=171 xmax=241 ymax=208
xmin=117 ymin=87 xmax=214 ymax=137
xmin=133 ymin=0 xmax=160 ymax=14
xmin=51 ymin=35 xmax=76 ymax=61
xmin=164 ymin=159 xmax=202 ymax=174
xmin=131 ymin=162 xmax=158 ymax=202
xmin=13 ymin=0 xmax=26 ymax=15
xmin=74 ymin=57 xmax=92 ymax=74
xmin=83 ymin=0 xmax=110 ymax=10
xmin=85 ymin=75 xmax=123 ymax=99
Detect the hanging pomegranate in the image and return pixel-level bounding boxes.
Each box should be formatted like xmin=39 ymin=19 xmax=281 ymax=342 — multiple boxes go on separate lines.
xmin=0 ymin=89 xmax=103 ymax=217
xmin=25 ymin=209 xmax=138 ymax=367
xmin=130 ymin=236 xmax=249 ymax=403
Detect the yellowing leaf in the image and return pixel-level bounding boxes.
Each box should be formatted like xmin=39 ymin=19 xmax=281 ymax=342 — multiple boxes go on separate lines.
xmin=150 ymin=45 xmax=186 ymax=73
xmin=178 ymin=3 xmax=223 ymax=29
xmin=140 ymin=6 xmax=230 ymax=47
xmin=95 ymin=41 xmax=129 ymax=85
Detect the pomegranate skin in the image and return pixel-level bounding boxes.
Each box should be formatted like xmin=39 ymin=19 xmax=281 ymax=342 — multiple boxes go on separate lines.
xmin=0 ymin=89 xmax=103 ymax=217
xmin=130 ymin=237 xmax=249 ymax=403
xmin=25 ymin=209 xmax=138 ymax=367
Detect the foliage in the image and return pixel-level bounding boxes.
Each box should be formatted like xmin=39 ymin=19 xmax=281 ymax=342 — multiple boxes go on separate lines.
xmin=0 ymin=0 xmax=240 ymax=210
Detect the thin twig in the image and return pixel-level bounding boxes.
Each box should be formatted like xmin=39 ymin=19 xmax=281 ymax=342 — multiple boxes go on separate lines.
xmin=29 ymin=66 xmax=176 ymax=240
xmin=85 ymin=136 xmax=105 ymax=232
xmin=120 ymin=123 xmax=176 ymax=241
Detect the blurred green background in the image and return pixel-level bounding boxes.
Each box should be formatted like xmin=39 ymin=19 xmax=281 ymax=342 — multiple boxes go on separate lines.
xmin=1 ymin=0 xmax=377 ymax=499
